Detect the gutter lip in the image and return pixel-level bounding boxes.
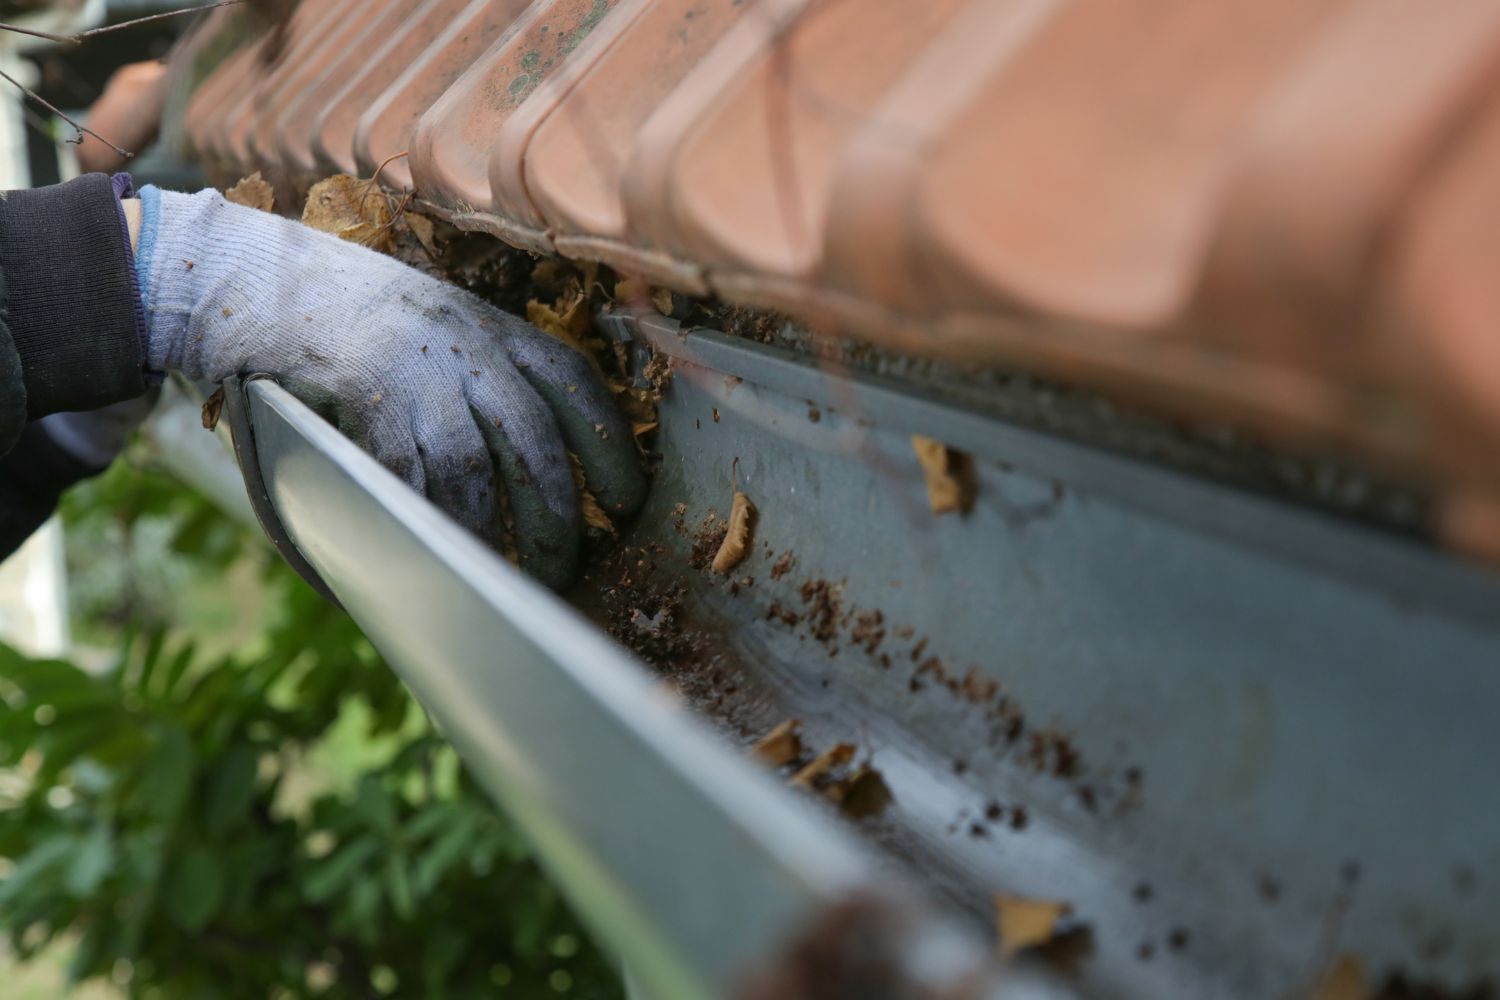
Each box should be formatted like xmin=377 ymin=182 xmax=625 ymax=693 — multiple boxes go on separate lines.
xmin=243 ymin=377 xmax=998 ymax=998
xmin=625 ymin=313 xmax=1500 ymax=630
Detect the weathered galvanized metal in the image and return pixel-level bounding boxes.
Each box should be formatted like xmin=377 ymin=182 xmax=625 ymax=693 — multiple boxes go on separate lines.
xmin=243 ymin=377 xmax=1007 ymax=1000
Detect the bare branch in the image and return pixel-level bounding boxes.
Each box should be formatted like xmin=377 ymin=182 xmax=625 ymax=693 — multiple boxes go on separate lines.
xmin=71 ymin=0 xmax=247 ymax=42
xmin=369 ymin=149 xmax=410 ymax=190
xmin=0 ymin=1 xmax=246 ymax=47
xmin=0 ymin=22 xmax=74 ymax=44
xmin=0 ymin=65 xmax=132 ymax=158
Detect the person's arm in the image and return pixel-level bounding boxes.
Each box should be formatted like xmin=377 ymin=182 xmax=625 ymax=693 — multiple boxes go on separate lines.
xmin=0 ymin=172 xmax=146 ymax=443
xmin=0 ymin=175 xmax=644 ymax=585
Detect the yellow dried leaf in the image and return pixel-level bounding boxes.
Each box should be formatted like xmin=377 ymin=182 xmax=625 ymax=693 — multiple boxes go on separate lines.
xmin=303 ymin=174 xmax=393 ymax=253
xmin=752 ymin=720 xmax=802 ymax=768
xmin=557 ymin=289 xmax=592 ymax=339
xmin=337 ymin=221 xmax=392 ymax=250
xmin=405 ymin=211 xmax=439 ymax=256
xmin=912 ymin=434 xmax=976 ymax=516
xmin=712 ymin=488 xmax=756 ymax=574
xmin=651 ymin=287 xmax=674 ymax=316
xmin=568 ymin=453 xmax=615 ymax=536
xmin=225 ymin=171 xmax=274 ymax=212
xmin=527 ymin=299 xmax=588 ymax=354
xmin=994 ymin=895 xmax=1069 ymax=959
xmin=1310 ymin=956 xmax=1368 ymax=1000
xmin=631 ymin=421 xmax=658 ymax=438
xmin=790 ymin=743 xmax=855 ymax=790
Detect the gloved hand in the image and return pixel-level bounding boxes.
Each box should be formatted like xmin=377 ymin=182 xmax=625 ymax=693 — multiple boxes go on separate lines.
xmin=134 ymin=186 xmax=646 ymax=587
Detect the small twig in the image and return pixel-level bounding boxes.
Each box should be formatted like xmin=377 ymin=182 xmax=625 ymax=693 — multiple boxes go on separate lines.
xmin=0 ymin=1 xmax=242 ymax=159
xmin=0 ymin=22 xmax=74 ymax=44
xmin=367 ymin=149 xmax=409 ymax=190
xmin=364 ymin=151 xmax=412 ymax=226
xmin=371 ymin=190 xmax=415 ymax=239
xmin=0 ymin=1 xmax=245 ymax=46
xmin=0 ymin=65 xmax=132 ymax=158
xmin=70 ymin=0 xmax=247 ymax=42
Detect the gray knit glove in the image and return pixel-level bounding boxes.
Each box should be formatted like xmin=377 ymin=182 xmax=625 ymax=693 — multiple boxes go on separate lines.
xmin=135 ymin=186 xmax=645 ymax=587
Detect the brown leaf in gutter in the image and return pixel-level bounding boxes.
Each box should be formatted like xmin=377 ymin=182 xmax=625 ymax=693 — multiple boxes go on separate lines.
xmin=912 ymin=434 xmax=977 ymax=515
xmin=838 ymin=765 xmax=893 ymax=819
xmin=224 ymin=171 xmax=273 ymax=212
xmin=527 ymin=295 xmax=591 ymax=356
xmin=651 ymin=287 xmax=675 ymax=317
xmin=1310 ymin=955 xmax=1367 ymax=1000
xmin=303 ymin=174 xmax=394 ymax=254
xmin=201 ymin=384 xmax=225 ymax=431
xmin=751 ymin=719 xmax=803 ymax=768
xmin=712 ymin=486 xmax=756 ymax=574
xmin=569 ymin=452 xmax=616 ymax=536
xmin=790 ymin=743 xmax=856 ymax=791
xmin=405 ymin=211 xmax=440 ymax=256
xmin=994 ymin=895 xmax=1069 ymax=959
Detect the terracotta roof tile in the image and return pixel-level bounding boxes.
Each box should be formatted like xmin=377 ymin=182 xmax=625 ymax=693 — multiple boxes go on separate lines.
xmin=309 ymin=0 xmax=477 ymax=177
xmin=264 ymin=0 xmax=430 ymax=179
xmin=1195 ymin=0 xmax=1500 ymax=374
xmin=916 ymin=0 xmax=1351 ymax=328
xmin=354 ymin=0 xmax=536 ymax=192
xmin=166 ymin=0 xmax=1500 ymax=559
xmin=220 ymin=0 xmax=348 ymax=169
xmin=409 ymin=0 xmax=625 ymax=242
xmin=526 ymin=0 xmax=750 ymax=269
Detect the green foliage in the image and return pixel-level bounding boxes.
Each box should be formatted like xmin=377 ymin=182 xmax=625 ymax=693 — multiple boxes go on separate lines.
xmin=0 ymin=458 xmax=621 ymax=999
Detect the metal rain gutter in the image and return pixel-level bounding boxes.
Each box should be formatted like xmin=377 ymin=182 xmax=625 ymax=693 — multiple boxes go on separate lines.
xmin=243 ymin=378 xmax=1004 ymax=1000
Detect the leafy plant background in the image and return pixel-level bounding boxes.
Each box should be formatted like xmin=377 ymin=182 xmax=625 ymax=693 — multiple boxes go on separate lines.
xmin=0 ymin=443 xmax=622 ymax=999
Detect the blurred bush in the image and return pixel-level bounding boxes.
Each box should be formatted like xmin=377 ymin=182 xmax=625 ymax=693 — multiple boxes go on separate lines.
xmin=0 ymin=453 xmax=621 ymax=999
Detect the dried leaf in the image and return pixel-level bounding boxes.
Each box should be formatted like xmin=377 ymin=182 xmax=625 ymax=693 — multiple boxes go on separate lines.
xmin=225 ymin=171 xmax=273 ymax=212
xmin=790 ymin=743 xmax=856 ymax=790
xmin=994 ymin=895 xmax=1069 ymax=959
xmin=912 ymin=434 xmax=976 ymax=515
xmin=527 ymin=298 xmax=589 ymax=355
xmin=651 ymin=287 xmax=674 ymax=316
xmin=558 ymin=290 xmax=592 ymax=339
xmin=302 ymin=174 xmax=393 ymax=254
xmin=338 ymin=221 xmax=391 ymax=250
xmin=712 ymin=489 xmax=756 ymax=574
xmin=838 ymin=765 xmax=893 ymax=819
xmin=752 ymin=720 xmax=802 ymax=768
xmin=405 ymin=211 xmax=439 ymax=256
xmin=1310 ymin=956 xmax=1367 ymax=1000
xmin=201 ymin=385 xmax=225 ymax=431
xmin=631 ymin=421 xmax=659 ymax=438
xmin=569 ymin=453 xmax=615 ymax=536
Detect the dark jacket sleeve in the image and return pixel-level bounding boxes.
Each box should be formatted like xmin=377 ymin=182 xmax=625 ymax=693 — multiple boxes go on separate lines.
xmin=0 ymin=173 xmax=146 ymax=561
xmin=0 ymin=421 xmax=104 ymax=557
